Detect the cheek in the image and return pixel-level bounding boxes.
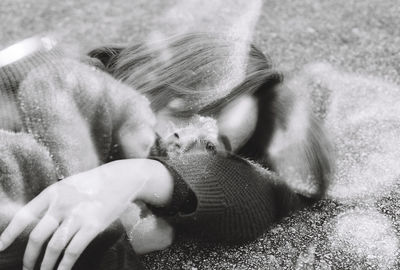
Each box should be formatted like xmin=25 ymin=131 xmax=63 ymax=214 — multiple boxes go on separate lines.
xmin=217 ymin=95 xmax=258 ymax=151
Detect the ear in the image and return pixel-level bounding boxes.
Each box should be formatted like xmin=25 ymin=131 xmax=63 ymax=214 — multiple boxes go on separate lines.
xmin=87 ymin=46 xmax=125 ymax=68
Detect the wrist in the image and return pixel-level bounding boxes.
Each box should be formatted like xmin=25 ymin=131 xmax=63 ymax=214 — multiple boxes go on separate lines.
xmin=98 ymin=159 xmax=173 ymax=206
xmin=136 ymin=159 xmax=174 ymax=206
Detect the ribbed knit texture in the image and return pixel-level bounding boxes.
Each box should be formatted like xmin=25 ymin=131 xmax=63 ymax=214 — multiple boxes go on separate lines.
xmin=0 ymin=49 xmax=63 ymax=132
xmin=157 ymin=152 xmax=304 ymax=244
xmin=0 ymin=48 xmax=150 ymax=269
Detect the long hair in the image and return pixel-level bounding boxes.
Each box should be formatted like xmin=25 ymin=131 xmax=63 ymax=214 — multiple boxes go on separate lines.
xmin=88 ymin=32 xmax=282 ymax=116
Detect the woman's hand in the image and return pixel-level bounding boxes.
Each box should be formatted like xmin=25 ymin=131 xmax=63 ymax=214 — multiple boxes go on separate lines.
xmin=0 ymin=168 xmax=129 ymax=270
xmin=0 ymin=159 xmax=173 ymax=270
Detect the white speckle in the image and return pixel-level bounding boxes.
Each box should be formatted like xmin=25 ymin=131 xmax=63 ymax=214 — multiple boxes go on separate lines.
xmin=329 ymin=209 xmax=398 ymax=269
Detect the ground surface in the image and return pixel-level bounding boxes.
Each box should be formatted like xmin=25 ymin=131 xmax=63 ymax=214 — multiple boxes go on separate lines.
xmin=1 ymin=0 xmax=400 ymax=269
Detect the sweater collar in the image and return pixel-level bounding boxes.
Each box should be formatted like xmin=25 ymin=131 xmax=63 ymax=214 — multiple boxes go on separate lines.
xmin=0 ymin=36 xmax=63 ymax=95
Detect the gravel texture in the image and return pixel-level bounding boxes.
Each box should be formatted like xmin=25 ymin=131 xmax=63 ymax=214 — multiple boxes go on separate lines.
xmin=1 ymin=0 xmax=400 ymax=269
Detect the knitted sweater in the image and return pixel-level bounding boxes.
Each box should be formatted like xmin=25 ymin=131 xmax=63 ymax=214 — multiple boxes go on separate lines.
xmin=0 ymin=39 xmax=149 ymax=269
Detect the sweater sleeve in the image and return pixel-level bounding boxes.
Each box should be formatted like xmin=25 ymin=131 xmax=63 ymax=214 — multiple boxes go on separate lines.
xmin=152 ymin=152 xmax=291 ymax=244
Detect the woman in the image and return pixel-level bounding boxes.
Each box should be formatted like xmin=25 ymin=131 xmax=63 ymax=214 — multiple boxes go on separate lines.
xmin=0 ymin=33 xmax=332 ymax=270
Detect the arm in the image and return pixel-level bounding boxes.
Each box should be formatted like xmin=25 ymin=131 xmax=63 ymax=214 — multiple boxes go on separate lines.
xmin=0 ymin=152 xmax=299 ymax=269
xmin=96 ymin=159 xmax=174 ymax=206
xmin=0 ymin=158 xmax=173 ymax=270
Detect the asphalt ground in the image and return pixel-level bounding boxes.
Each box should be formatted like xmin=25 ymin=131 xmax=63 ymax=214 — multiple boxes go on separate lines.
xmin=1 ymin=0 xmax=400 ymax=269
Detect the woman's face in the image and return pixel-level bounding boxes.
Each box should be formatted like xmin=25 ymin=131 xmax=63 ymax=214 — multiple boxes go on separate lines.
xmin=155 ymin=94 xmax=258 ymax=152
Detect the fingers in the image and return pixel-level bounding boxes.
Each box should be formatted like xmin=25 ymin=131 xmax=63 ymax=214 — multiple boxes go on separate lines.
xmin=0 ymin=192 xmax=49 ymax=251
xmin=23 ymin=215 xmax=59 ymax=270
xmin=0 ymin=208 xmax=35 ymax=251
xmin=57 ymin=226 xmax=99 ymax=270
xmin=40 ymin=218 xmax=79 ymax=270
